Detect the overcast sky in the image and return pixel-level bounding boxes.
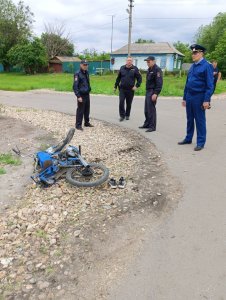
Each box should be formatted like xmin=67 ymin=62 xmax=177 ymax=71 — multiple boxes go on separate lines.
xmin=13 ymin=0 xmax=226 ymax=53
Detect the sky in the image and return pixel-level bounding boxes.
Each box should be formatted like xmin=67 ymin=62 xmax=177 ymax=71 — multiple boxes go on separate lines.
xmin=13 ymin=0 xmax=226 ymax=54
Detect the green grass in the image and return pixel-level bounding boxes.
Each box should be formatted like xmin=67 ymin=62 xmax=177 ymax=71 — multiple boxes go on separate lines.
xmin=0 ymin=153 xmax=21 ymax=166
xmin=0 ymin=72 xmax=226 ymax=96
xmin=0 ymin=168 xmax=6 ymax=175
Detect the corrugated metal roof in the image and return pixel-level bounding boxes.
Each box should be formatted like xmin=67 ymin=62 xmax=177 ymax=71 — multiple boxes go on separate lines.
xmin=50 ymin=56 xmax=81 ymax=63
xmin=112 ymin=42 xmax=184 ymax=56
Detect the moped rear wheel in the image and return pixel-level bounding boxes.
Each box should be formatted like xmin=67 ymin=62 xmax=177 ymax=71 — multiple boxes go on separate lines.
xmin=66 ymin=163 xmax=109 ymax=187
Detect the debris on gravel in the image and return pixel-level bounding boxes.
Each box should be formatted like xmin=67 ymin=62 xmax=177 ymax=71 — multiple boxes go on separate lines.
xmin=0 ymin=105 xmax=181 ymax=299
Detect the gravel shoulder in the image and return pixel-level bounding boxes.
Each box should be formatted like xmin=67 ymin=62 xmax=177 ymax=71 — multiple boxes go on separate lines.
xmin=0 ymin=105 xmax=181 ymax=299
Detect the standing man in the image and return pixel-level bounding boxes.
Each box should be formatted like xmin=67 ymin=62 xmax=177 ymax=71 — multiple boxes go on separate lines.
xmin=73 ymin=60 xmax=93 ymax=131
xmin=139 ymin=56 xmax=163 ymax=132
xmin=114 ymin=57 xmax=142 ymax=121
xmin=178 ymin=44 xmax=214 ymax=151
xmin=212 ymin=60 xmax=221 ymax=93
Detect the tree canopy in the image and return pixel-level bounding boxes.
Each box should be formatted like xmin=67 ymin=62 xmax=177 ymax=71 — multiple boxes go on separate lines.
xmin=7 ymin=38 xmax=48 ymax=74
xmin=135 ymin=38 xmax=155 ymax=43
xmin=78 ymin=48 xmax=110 ymax=61
xmin=173 ymin=41 xmax=192 ymax=63
xmin=0 ymin=0 xmax=34 ymax=70
xmin=41 ymin=23 xmax=74 ymax=59
xmin=195 ymin=12 xmax=226 ymax=75
xmin=196 ymin=13 xmax=226 ymax=53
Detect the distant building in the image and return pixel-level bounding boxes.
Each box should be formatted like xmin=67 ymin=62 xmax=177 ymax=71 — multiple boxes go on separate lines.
xmin=49 ymin=56 xmax=81 ymax=73
xmin=111 ymin=42 xmax=184 ymax=71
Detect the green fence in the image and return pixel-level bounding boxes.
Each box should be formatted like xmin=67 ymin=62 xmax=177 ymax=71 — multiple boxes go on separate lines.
xmin=62 ymin=61 xmax=110 ymax=75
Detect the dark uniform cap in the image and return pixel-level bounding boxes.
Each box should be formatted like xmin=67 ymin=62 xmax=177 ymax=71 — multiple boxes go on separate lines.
xmin=144 ymin=56 xmax=155 ymax=61
xmin=80 ymin=59 xmax=89 ymax=65
xmin=190 ymin=44 xmax=206 ymax=52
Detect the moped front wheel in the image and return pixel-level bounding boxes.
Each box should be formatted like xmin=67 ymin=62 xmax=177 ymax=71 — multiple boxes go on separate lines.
xmin=66 ymin=163 xmax=109 ymax=187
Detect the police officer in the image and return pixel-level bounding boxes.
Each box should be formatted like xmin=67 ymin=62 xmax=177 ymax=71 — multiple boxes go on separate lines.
xmin=114 ymin=57 xmax=142 ymax=121
xmin=139 ymin=56 xmax=163 ymax=132
xmin=73 ymin=60 xmax=93 ymax=130
xmin=212 ymin=60 xmax=221 ymax=93
xmin=178 ymin=44 xmax=214 ymax=151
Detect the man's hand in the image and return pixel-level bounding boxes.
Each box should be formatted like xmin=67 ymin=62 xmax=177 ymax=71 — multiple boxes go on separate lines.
xmin=182 ymin=100 xmax=186 ymax=107
xmin=77 ymin=97 xmax=83 ymax=102
xmin=114 ymin=88 xmax=117 ymax=93
xmin=132 ymin=86 xmax=137 ymax=91
xmin=151 ymin=94 xmax=157 ymax=101
xmin=203 ymin=102 xmax=210 ymax=110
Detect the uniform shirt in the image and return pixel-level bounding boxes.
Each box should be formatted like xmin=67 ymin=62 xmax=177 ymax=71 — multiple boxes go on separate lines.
xmin=114 ymin=65 xmax=142 ymax=90
xmin=183 ymin=58 xmax=214 ymax=102
xmin=146 ymin=64 xmax=163 ymax=95
xmin=213 ymin=66 xmax=219 ymax=84
xmin=73 ymin=69 xmax=91 ymax=98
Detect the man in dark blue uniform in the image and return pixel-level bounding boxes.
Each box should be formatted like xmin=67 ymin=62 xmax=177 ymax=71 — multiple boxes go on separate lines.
xmin=139 ymin=56 xmax=163 ymax=132
xmin=73 ymin=60 xmax=93 ymax=131
xmin=114 ymin=57 xmax=142 ymax=121
xmin=212 ymin=60 xmax=221 ymax=93
xmin=178 ymin=44 xmax=214 ymax=151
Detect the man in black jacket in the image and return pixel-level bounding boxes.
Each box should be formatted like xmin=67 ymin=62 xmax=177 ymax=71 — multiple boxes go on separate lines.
xmin=73 ymin=60 xmax=93 ymax=130
xmin=139 ymin=56 xmax=163 ymax=132
xmin=114 ymin=57 xmax=142 ymax=121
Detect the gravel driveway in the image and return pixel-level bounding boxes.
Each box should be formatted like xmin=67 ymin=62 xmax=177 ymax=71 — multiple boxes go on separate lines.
xmin=0 ymin=105 xmax=180 ymax=299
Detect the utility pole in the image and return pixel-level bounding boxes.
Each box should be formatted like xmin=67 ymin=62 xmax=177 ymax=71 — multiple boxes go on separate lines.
xmin=109 ymin=15 xmax=115 ymax=54
xmin=127 ymin=0 xmax=134 ymax=56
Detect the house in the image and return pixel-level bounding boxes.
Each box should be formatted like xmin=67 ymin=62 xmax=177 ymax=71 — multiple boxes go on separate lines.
xmin=48 ymin=56 xmax=110 ymax=74
xmin=49 ymin=56 xmax=81 ymax=73
xmin=110 ymin=42 xmax=184 ymax=71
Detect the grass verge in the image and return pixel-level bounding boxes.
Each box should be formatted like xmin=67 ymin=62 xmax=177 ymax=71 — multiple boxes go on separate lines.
xmin=0 ymin=73 xmax=225 ymax=96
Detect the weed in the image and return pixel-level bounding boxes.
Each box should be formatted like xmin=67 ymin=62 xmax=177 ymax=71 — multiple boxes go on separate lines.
xmin=0 ymin=167 xmax=6 ymax=175
xmin=0 ymin=153 xmax=21 ymax=166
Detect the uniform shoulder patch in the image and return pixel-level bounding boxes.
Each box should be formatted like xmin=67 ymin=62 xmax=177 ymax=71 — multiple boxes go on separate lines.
xmin=74 ymin=75 xmax=78 ymax=81
xmin=157 ymin=72 xmax=161 ymax=77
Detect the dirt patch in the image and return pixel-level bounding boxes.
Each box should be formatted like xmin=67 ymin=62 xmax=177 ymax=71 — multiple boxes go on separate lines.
xmin=0 ymin=115 xmax=55 ymax=212
xmin=0 ymin=106 xmax=181 ymax=300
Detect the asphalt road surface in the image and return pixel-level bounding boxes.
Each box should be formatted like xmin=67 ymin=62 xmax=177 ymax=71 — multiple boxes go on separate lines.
xmin=1 ymin=90 xmax=226 ymax=300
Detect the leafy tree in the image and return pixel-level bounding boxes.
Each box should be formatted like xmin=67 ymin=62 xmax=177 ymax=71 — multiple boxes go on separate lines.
xmin=195 ymin=12 xmax=226 ymax=53
xmin=135 ymin=38 xmax=155 ymax=43
xmin=210 ymin=30 xmax=226 ymax=76
xmin=41 ymin=23 xmax=74 ymax=59
xmin=0 ymin=0 xmax=34 ymax=71
xmin=173 ymin=41 xmax=192 ymax=63
xmin=79 ymin=48 xmax=110 ymax=61
xmin=7 ymin=38 xmax=48 ymax=74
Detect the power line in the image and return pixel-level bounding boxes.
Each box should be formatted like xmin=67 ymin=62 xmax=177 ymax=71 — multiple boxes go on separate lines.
xmin=133 ymin=17 xmax=213 ymax=20
xmin=70 ymin=17 xmax=128 ymax=35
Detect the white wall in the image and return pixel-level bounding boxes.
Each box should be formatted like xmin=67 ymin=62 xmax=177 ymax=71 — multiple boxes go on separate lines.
xmin=110 ymin=55 xmax=172 ymax=71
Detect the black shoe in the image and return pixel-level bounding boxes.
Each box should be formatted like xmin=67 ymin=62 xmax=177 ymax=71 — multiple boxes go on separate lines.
xmin=194 ymin=146 xmax=204 ymax=151
xmin=145 ymin=128 xmax=155 ymax=132
xmin=108 ymin=178 xmax=117 ymax=189
xmin=178 ymin=140 xmax=192 ymax=145
xmin=119 ymin=117 xmax=125 ymax=122
xmin=84 ymin=123 xmax=94 ymax=127
xmin=76 ymin=126 xmax=83 ymax=131
xmin=125 ymin=116 xmax=130 ymax=120
xmin=118 ymin=177 xmax=126 ymax=189
xmin=139 ymin=125 xmax=148 ymax=129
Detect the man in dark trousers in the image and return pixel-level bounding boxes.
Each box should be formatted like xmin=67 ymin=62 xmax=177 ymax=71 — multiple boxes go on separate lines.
xmin=73 ymin=60 xmax=93 ymax=130
xmin=212 ymin=60 xmax=221 ymax=93
xmin=114 ymin=57 xmax=142 ymax=121
xmin=178 ymin=44 xmax=214 ymax=151
xmin=139 ymin=56 xmax=163 ymax=132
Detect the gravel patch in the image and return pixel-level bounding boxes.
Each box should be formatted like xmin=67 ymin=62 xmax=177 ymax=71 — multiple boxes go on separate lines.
xmin=0 ymin=105 xmax=181 ymax=299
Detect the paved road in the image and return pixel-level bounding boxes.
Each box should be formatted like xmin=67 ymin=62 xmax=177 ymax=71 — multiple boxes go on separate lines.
xmin=1 ymin=91 xmax=226 ymax=300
